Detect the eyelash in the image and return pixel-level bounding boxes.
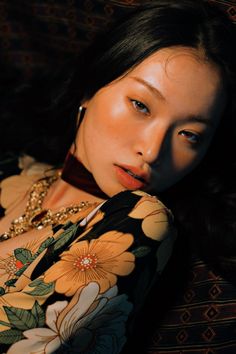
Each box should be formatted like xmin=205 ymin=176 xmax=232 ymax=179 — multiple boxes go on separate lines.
xmin=130 ymin=99 xmax=202 ymax=146
xmin=130 ymin=99 xmax=150 ymax=115
xmin=178 ymin=130 xmax=202 ymax=145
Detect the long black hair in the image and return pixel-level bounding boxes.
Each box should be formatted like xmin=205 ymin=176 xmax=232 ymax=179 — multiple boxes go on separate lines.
xmin=80 ymin=0 xmax=235 ymax=100
xmin=68 ymin=0 xmax=236 ymax=281
xmin=2 ymin=0 xmax=236 ymax=278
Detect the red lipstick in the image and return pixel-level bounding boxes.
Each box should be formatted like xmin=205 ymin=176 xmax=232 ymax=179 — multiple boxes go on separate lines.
xmin=114 ymin=164 xmax=149 ymax=190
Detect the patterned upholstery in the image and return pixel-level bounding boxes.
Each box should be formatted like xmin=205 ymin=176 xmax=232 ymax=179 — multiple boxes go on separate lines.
xmin=0 ymin=0 xmax=235 ymax=84
xmin=146 ymin=257 xmax=236 ymax=353
xmin=0 ymin=0 xmax=143 ymax=84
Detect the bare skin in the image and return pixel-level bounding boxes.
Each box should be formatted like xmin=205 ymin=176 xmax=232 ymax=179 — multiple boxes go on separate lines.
xmin=0 ymin=46 xmax=226 ymax=256
xmin=44 ymin=47 xmax=225 ymax=210
xmin=75 ymin=47 xmax=225 ymax=195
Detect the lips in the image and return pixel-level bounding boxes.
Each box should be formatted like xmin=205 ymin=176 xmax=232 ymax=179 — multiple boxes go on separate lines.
xmin=114 ymin=164 xmax=149 ymax=190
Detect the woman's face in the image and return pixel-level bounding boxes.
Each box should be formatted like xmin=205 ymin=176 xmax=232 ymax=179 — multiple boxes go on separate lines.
xmin=75 ymin=47 xmax=226 ymax=197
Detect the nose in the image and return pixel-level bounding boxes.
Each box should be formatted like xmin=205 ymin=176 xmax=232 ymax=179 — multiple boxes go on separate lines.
xmin=135 ymin=124 xmax=169 ymax=165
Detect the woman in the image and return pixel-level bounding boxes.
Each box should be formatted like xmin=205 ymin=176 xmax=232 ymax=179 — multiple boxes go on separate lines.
xmin=0 ymin=0 xmax=235 ymax=353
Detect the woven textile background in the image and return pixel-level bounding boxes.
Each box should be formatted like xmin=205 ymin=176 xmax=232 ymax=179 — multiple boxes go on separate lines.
xmin=0 ymin=0 xmax=235 ymax=84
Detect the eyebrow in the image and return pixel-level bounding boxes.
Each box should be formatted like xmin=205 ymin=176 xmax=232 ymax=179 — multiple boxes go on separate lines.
xmin=177 ymin=115 xmax=214 ymax=128
xmin=130 ymin=76 xmax=214 ymax=128
xmin=175 ymin=114 xmax=215 ymax=128
xmin=130 ymin=76 xmax=166 ymax=101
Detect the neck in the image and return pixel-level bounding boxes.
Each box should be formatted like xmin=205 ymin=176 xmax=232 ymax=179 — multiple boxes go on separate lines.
xmin=43 ymin=178 xmax=105 ymax=210
xmin=43 ymin=153 xmax=107 ymax=210
xmin=61 ymin=153 xmax=108 ymax=200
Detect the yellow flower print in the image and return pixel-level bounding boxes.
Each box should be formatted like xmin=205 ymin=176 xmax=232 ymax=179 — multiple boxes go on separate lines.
xmin=0 ymin=237 xmax=48 ymax=289
xmin=0 ymin=256 xmax=22 ymax=283
xmin=44 ymin=231 xmax=135 ymax=296
xmin=129 ymin=192 xmax=173 ymax=241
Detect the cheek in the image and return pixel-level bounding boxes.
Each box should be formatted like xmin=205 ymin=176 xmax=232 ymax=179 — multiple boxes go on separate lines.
xmin=86 ymin=100 xmax=132 ymax=146
xmin=171 ymin=129 xmax=217 ymax=173
xmin=80 ymin=115 xmax=122 ymax=164
xmin=171 ymin=145 xmax=205 ymax=178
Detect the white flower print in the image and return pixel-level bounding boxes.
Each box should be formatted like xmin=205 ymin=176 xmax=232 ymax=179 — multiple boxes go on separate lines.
xmin=7 ymin=282 xmax=132 ymax=354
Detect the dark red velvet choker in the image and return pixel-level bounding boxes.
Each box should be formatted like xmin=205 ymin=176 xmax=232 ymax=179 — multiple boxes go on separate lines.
xmin=61 ymin=152 xmax=108 ymax=199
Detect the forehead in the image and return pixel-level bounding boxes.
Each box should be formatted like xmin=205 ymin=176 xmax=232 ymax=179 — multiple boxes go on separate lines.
xmin=123 ymin=47 xmax=225 ymax=124
xmin=129 ymin=46 xmax=220 ymax=85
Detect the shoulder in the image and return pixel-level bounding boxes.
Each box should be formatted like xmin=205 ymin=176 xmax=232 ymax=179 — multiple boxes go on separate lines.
xmin=0 ymin=155 xmax=53 ymax=212
xmin=0 ymin=174 xmax=37 ymax=211
xmin=100 ymin=190 xmax=175 ymax=243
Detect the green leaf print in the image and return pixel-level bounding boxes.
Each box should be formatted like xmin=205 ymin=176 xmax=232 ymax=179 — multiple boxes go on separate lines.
xmin=37 ymin=237 xmax=54 ymax=254
xmin=0 ymin=329 xmax=23 ymax=344
xmin=4 ymin=306 xmax=37 ymax=330
xmin=26 ymin=278 xmax=54 ymax=296
xmin=0 ymin=287 xmax=5 ymax=295
xmin=132 ymin=246 xmax=151 ymax=257
xmin=0 ymin=320 xmax=11 ymax=328
xmin=31 ymin=301 xmax=45 ymax=327
xmin=28 ymin=278 xmax=43 ymax=287
xmin=14 ymin=248 xmax=33 ymax=264
xmin=53 ymin=223 xmax=79 ymax=251
xmin=14 ymin=264 xmax=28 ymax=277
xmin=5 ymin=279 xmax=17 ymax=287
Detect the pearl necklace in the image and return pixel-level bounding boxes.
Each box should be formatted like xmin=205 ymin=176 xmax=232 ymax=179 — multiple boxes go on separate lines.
xmin=0 ymin=173 xmax=95 ymax=241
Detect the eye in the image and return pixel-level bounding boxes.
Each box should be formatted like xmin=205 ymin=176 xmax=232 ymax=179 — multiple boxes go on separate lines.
xmin=130 ymin=99 xmax=150 ymax=115
xmin=178 ymin=130 xmax=201 ymax=145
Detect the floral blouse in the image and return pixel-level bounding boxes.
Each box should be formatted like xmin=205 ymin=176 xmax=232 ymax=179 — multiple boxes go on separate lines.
xmin=0 ymin=170 xmax=176 ymax=354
